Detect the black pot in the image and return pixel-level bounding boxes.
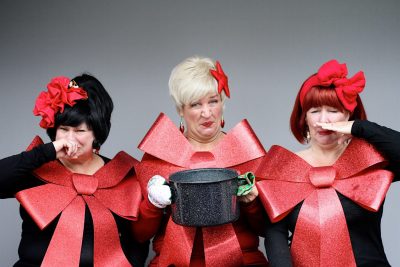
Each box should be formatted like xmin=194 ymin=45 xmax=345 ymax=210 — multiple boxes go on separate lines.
xmin=169 ymin=168 xmax=240 ymax=227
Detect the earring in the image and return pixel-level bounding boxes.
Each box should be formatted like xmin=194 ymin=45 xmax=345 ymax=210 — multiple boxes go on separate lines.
xmin=220 ymin=115 xmax=225 ymax=128
xmin=305 ymin=130 xmax=311 ymax=144
xmin=179 ymin=117 xmax=185 ymax=133
xmin=93 ymin=140 xmax=101 ymax=154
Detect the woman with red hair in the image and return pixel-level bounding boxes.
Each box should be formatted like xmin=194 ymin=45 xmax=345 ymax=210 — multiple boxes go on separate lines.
xmin=257 ymin=60 xmax=396 ymax=267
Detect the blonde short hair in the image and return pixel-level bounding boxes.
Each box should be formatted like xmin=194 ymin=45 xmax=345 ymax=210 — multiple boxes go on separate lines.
xmin=169 ymin=56 xmax=227 ymax=112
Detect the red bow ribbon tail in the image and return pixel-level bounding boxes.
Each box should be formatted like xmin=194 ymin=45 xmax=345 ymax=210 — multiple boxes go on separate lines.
xmin=84 ymin=196 xmax=132 ymax=267
xmin=291 ymin=189 xmax=356 ymax=267
xmin=159 ymin=219 xmax=197 ymax=267
xmin=203 ymin=225 xmax=243 ymax=267
xmin=41 ymin=197 xmax=86 ymax=267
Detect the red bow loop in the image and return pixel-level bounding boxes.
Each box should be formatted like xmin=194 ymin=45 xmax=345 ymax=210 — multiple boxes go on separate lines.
xmin=16 ymin=183 xmax=77 ymax=230
xmin=317 ymin=59 xmax=348 ymax=85
xmin=334 ymin=71 xmax=366 ymax=111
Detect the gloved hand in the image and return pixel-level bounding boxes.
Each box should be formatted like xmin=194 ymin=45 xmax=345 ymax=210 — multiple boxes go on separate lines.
xmin=147 ymin=175 xmax=172 ymax=208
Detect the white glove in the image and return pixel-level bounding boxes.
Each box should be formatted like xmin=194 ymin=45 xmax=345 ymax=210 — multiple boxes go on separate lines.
xmin=147 ymin=175 xmax=172 ymax=208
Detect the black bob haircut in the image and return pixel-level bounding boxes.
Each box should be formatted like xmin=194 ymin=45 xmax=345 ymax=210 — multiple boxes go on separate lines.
xmin=46 ymin=74 xmax=113 ymax=149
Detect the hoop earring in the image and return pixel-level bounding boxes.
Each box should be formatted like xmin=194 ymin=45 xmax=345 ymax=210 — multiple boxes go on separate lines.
xmin=221 ymin=115 xmax=225 ymax=128
xmin=179 ymin=117 xmax=185 ymax=133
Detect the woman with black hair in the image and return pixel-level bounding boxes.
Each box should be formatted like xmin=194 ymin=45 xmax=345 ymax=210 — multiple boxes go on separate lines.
xmin=0 ymin=74 xmax=158 ymax=267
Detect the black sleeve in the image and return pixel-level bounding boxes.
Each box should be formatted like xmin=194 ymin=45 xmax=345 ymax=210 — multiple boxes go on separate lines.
xmin=264 ymin=216 xmax=293 ymax=267
xmin=0 ymin=143 xmax=56 ymax=198
xmin=352 ymin=120 xmax=400 ymax=181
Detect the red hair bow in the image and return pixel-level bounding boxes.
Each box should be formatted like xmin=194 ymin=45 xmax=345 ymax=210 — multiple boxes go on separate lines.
xmin=210 ymin=61 xmax=231 ymax=98
xmin=299 ymin=59 xmax=365 ymax=112
xmin=33 ymin=76 xmax=88 ymax=129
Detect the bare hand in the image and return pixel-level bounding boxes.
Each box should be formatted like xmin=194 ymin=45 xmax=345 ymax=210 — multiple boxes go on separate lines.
xmin=316 ymin=121 xmax=354 ymax=144
xmin=238 ymin=186 xmax=258 ymax=203
xmin=53 ymin=139 xmax=79 ymax=159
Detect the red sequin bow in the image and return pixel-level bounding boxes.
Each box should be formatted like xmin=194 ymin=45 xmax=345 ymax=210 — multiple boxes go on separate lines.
xmin=16 ymin=136 xmax=141 ymax=267
xmin=33 ymin=76 xmax=88 ymax=129
xmin=210 ymin=60 xmax=231 ymax=98
xmin=256 ymin=138 xmax=393 ymax=267
xmin=137 ymin=113 xmax=266 ymax=266
xmin=299 ymin=59 xmax=365 ymax=112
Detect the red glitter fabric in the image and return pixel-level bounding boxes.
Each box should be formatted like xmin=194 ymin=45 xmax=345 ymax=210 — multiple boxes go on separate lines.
xmin=256 ymin=138 xmax=393 ymax=267
xmin=16 ymin=136 xmax=142 ymax=267
xmin=137 ymin=113 xmax=267 ymax=267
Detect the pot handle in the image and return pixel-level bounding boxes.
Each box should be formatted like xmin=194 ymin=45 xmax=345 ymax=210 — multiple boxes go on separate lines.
xmin=236 ymin=172 xmax=255 ymax=196
xmin=165 ymin=180 xmax=177 ymax=204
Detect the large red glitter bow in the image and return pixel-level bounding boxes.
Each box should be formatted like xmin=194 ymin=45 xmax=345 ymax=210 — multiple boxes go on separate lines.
xmin=137 ymin=113 xmax=266 ymax=266
xmin=33 ymin=76 xmax=88 ymax=129
xmin=256 ymin=138 xmax=393 ymax=267
xmin=16 ymin=136 xmax=141 ymax=267
xmin=299 ymin=59 xmax=365 ymax=112
xmin=210 ymin=60 xmax=231 ymax=98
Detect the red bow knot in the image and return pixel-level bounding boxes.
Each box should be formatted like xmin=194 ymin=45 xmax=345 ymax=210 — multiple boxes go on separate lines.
xmin=33 ymin=76 xmax=88 ymax=129
xmin=299 ymin=59 xmax=365 ymax=112
xmin=309 ymin=166 xmax=336 ymax=188
xmin=72 ymin=174 xmax=99 ymax=195
xmin=210 ymin=61 xmax=231 ymax=98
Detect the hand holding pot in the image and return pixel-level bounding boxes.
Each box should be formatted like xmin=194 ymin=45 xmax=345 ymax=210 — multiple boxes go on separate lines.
xmin=147 ymin=175 xmax=172 ymax=208
xmin=237 ymin=172 xmax=258 ymax=203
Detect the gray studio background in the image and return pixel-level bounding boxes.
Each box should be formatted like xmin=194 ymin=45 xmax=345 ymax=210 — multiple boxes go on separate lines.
xmin=1 ymin=0 xmax=399 ymax=265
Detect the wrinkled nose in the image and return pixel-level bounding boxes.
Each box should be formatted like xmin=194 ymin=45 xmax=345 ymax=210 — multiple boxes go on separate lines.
xmin=201 ymin=106 xmax=212 ymax=118
xmin=66 ymin=130 xmax=77 ymax=141
xmin=319 ymin=110 xmax=330 ymax=123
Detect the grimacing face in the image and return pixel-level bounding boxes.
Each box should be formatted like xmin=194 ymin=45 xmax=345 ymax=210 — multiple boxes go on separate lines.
xmin=306 ymin=105 xmax=350 ymax=146
xmin=55 ymin=122 xmax=96 ymax=161
xmin=180 ymin=92 xmax=223 ymax=143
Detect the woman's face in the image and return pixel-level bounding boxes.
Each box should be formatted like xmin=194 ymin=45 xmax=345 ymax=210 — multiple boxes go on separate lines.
xmin=55 ymin=122 xmax=95 ymax=160
xmin=306 ymin=105 xmax=350 ymax=146
xmin=180 ymin=92 xmax=223 ymax=143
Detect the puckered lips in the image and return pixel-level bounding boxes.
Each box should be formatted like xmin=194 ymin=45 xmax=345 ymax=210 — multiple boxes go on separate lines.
xmin=201 ymin=121 xmax=214 ymax=128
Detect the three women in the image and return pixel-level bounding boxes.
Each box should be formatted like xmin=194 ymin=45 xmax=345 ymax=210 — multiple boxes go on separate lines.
xmin=1 ymin=59 xmax=397 ymax=267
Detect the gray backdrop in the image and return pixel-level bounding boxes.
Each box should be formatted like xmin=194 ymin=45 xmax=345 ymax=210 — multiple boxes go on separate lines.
xmin=1 ymin=0 xmax=399 ymax=265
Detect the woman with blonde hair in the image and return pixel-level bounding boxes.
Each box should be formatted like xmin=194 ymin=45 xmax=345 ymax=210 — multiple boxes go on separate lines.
xmin=137 ymin=56 xmax=268 ymax=266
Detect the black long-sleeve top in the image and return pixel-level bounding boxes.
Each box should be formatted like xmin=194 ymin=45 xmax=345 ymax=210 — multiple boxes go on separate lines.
xmin=0 ymin=142 xmax=148 ymax=267
xmin=264 ymin=120 xmax=399 ymax=267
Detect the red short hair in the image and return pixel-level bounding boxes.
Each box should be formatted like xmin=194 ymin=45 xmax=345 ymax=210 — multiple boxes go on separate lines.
xmin=290 ymin=74 xmax=367 ymax=144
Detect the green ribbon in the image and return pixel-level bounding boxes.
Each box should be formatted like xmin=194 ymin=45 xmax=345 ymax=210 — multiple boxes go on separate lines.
xmin=236 ymin=172 xmax=255 ymax=196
